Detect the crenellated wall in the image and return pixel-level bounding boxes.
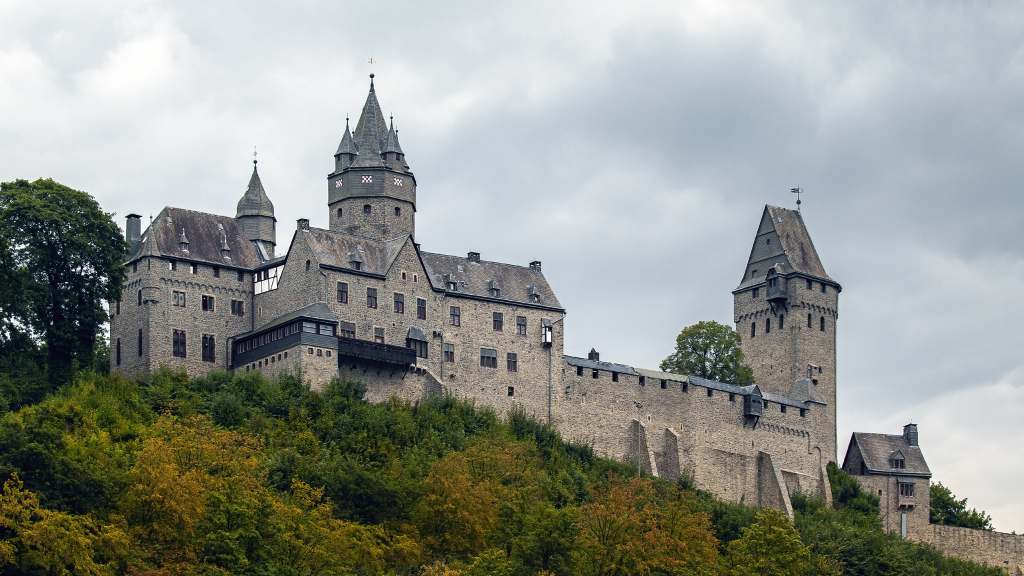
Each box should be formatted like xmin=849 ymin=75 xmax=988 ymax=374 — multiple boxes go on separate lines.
xmin=915 ymin=524 xmax=1024 ymax=575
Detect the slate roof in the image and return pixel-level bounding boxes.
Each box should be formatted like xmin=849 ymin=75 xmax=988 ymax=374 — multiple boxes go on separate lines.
xmin=303 ymin=227 xmax=407 ymax=275
xmin=130 ymin=207 xmax=262 ymax=269
xmin=635 ymin=368 xmax=689 ymax=383
xmin=236 ymin=163 xmax=275 ymax=218
xmin=420 ymin=252 xmax=563 ymax=310
xmin=335 ymin=117 xmax=357 ymax=156
xmin=737 ymin=205 xmax=836 ymax=290
xmin=565 ymin=355 xmax=637 ymax=375
xmin=236 ymin=302 xmax=337 ymax=339
xmin=846 ymin=432 xmax=932 ymax=477
xmin=351 ymin=76 xmax=390 ymax=168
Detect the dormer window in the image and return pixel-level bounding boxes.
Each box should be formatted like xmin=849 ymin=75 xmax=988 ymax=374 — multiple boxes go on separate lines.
xmin=890 ymin=451 xmax=906 ymax=469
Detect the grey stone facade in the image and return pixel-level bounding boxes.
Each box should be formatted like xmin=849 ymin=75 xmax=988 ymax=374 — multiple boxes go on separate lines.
xmin=111 ymin=75 xmax=840 ymax=524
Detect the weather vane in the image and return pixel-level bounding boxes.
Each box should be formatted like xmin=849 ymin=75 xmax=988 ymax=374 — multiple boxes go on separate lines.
xmin=368 ymin=57 xmax=375 ymax=65
xmin=791 ymin=187 xmax=802 ymax=211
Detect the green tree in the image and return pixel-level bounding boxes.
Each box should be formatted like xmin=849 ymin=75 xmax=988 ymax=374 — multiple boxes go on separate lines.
xmin=724 ymin=508 xmax=811 ymax=576
xmin=0 ymin=179 xmax=126 ymax=386
xmin=930 ymin=482 xmax=993 ymax=530
xmin=660 ymin=320 xmax=754 ymax=384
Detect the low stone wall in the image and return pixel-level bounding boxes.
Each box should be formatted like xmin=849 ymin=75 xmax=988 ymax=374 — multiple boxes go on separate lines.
xmin=915 ymin=524 xmax=1024 ymax=574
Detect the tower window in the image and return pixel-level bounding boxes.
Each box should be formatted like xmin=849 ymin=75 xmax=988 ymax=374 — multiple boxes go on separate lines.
xmin=305 ymin=260 xmax=310 ymax=271
xmin=116 ymin=339 xmax=121 ymax=366
xmin=807 ymin=279 xmax=812 ymax=290
xmin=765 ymin=318 xmax=771 ymax=333
xmin=807 ymin=313 xmax=812 ymax=328
xmin=660 ymin=379 xmax=667 ymax=389
xmin=820 ymin=316 xmax=826 ymax=331
xmin=752 ymin=288 xmax=759 ymax=298
xmin=138 ymin=329 xmax=143 ymax=356
xmin=394 ymin=206 xmax=401 ymax=216
xmin=821 ymin=283 xmax=827 ymax=294
xmin=750 ymin=322 xmax=756 ymax=338
xmin=363 ymin=204 xmax=371 ymax=215
xmin=507 ymin=386 xmax=514 ymax=397
xmin=202 ymin=294 xmax=215 ymax=312
xmin=577 ymin=366 xmax=583 ymax=377
xmin=137 ymin=290 xmax=142 ymax=305
xmin=612 ymin=372 xmax=619 ymax=382
xmin=337 ymin=207 xmax=343 ymax=218
xmin=778 ymin=315 xmax=784 ymax=329
xmin=191 ymin=264 xmax=197 ymax=274
xmin=213 ymin=266 xmax=220 ymax=278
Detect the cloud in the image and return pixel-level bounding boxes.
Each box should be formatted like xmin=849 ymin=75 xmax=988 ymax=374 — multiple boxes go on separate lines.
xmin=0 ymin=0 xmax=1021 ymax=532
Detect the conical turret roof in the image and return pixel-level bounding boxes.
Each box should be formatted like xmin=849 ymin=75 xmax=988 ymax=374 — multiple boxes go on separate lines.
xmin=383 ymin=118 xmax=404 ymax=155
xmin=351 ymin=74 xmax=390 ymax=167
xmin=236 ymin=162 xmax=275 ymax=218
xmin=335 ymin=116 xmax=358 ymax=157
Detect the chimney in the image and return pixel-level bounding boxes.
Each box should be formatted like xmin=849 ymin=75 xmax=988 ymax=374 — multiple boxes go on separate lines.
xmin=588 ymin=348 xmax=600 ymax=361
xmin=126 ymin=214 xmax=142 ymax=246
xmin=467 ymin=251 xmax=480 ymax=262
xmin=297 ymin=218 xmax=310 ymax=230
xmin=529 ymin=260 xmax=542 ymax=271
xmin=903 ymin=423 xmax=918 ymax=447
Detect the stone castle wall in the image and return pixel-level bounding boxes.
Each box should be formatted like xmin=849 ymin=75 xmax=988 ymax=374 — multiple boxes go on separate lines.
xmin=915 ymin=525 xmax=1024 ymax=575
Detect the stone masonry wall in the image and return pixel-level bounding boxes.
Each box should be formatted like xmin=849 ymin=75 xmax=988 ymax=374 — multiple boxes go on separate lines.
xmin=916 ymin=525 xmax=1024 ymax=575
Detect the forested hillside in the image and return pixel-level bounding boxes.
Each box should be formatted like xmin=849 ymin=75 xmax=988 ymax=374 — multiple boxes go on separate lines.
xmin=0 ymin=369 xmax=1001 ymax=575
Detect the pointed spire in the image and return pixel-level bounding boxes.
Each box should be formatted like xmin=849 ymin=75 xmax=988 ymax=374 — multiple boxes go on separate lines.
xmin=351 ymin=74 xmax=390 ymax=167
xmin=236 ymin=159 xmax=275 ymax=218
xmin=335 ymin=115 xmax=358 ymax=157
xmin=382 ymin=116 xmax=405 ymax=155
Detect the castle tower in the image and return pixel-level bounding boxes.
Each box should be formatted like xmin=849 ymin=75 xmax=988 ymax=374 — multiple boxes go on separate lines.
xmin=235 ymin=159 xmax=276 ymax=258
xmin=328 ymin=74 xmax=416 ymax=240
xmin=733 ymin=205 xmax=841 ymax=461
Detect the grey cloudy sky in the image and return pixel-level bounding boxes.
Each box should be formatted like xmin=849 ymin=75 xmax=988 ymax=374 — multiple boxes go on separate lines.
xmin=2 ymin=0 xmax=1022 ymax=531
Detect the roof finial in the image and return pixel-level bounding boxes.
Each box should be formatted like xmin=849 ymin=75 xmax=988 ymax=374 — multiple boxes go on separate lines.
xmin=369 ymin=72 xmax=375 ymax=91
xmin=253 ymin=146 xmax=258 ymax=167
xmin=790 ymin=187 xmax=802 ymax=212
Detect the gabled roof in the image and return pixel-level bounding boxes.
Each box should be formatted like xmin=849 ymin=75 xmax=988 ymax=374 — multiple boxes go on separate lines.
xmin=302 ymin=226 xmax=409 ymax=276
xmin=351 ymin=76 xmax=389 ymax=168
xmin=737 ymin=205 xmax=837 ymax=290
xmin=844 ymin=432 xmax=931 ymax=477
xmin=129 ymin=207 xmax=262 ymax=269
xmin=420 ymin=252 xmax=563 ymax=310
xmin=236 ymin=163 xmax=275 ymax=219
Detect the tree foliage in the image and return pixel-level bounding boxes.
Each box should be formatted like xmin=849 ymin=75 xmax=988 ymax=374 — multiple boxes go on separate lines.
xmin=660 ymin=320 xmax=754 ymax=384
xmin=0 ymin=179 xmax=126 ymax=387
xmin=929 ymin=482 xmax=993 ymax=530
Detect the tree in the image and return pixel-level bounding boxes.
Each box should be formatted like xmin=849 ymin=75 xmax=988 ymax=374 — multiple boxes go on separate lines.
xmin=0 ymin=179 xmax=126 ymax=386
xmin=723 ymin=508 xmax=811 ymax=576
xmin=660 ymin=321 xmax=754 ymax=385
xmin=930 ymin=482 xmax=993 ymax=530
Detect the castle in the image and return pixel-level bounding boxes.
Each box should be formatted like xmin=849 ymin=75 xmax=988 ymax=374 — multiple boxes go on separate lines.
xmin=109 ymin=76 xmax=1022 ymax=574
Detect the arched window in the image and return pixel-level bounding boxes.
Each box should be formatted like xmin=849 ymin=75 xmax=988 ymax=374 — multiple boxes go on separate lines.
xmin=336 ymin=207 xmax=342 ymax=218
xmin=820 ymin=316 xmax=826 ymax=332
xmin=750 ymin=322 xmax=756 ymax=338
xmin=394 ymin=206 xmax=401 ymax=216
xmin=363 ymin=204 xmax=371 ymax=215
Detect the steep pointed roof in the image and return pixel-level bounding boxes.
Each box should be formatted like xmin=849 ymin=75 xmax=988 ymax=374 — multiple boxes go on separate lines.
xmin=736 ymin=205 xmax=836 ymax=290
xmin=351 ymin=74 xmax=389 ymax=167
xmin=335 ymin=117 xmax=358 ymax=156
xmin=383 ymin=118 xmax=404 ymax=155
xmin=236 ymin=162 xmax=275 ymax=219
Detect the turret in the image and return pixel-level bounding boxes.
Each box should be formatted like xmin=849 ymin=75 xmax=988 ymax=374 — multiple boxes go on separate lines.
xmin=235 ymin=159 xmax=276 ymax=259
xmin=327 ymin=75 xmax=417 ymax=241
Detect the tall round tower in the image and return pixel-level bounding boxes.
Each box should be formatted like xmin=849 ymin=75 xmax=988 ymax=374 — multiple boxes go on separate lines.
xmin=733 ymin=205 xmax=840 ymax=462
xmin=327 ymin=75 xmax=416 ymax=241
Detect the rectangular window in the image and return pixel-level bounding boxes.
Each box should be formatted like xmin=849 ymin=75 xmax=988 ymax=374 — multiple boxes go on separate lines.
xmin=407 ymin=339 xmax=428 ymax=358
xmin=729 ymin=393 xmax=736 ymax=402
xmin=516 ymin=316 xmax=527 ymax=336
xmin=417 ymin=298 xmax=427 ymax=320
xmin=115 ymin=299 xmax=120 ymax=315
xmin=202 ymin=334 xmax=215 ymax=362
xmin=780 ymin=404 xmax=787 ymax=413
xmin=340 ymin=322 xmax=356 ymax=339
xmin=394 ymin=293 xmax=405 ymax=314
xmin=213 ymin=266 xmax=220 ymax=278
xmin=138 ymin=329 xmax=143 ymax=356
xmin=132 ymin=262 xmax=138 ymax=273
xmin=766 ymin=318 xmax=771 ymax=333
xmin=507 ymin=386 xmax=514 ymax=397
xmin=807 ymin=313 xmax=812 ymax=328
xmin=443 ymin=342 xmax=455 ymax=362
xmin=750 ymin=322 xmax=756 ymax=338
xmin=576 ymin=366 xmax=583 ymax=376
xmin=115 ymin=339 xmax=121 ymax=366
xmin=612 ymin=372 xmax=619 ymax=382
xmin=493 ymin=312 xmax=503 ymax=331
xmin=807 ymin=279 xmax=812 ymax=290
xmin=173 ymin=290 xmax=186 ymax=307
xmin=706 ymin=388 xmax=713 ymax=397
xmin=202 ymin=294 xmax=215 ymax=312
xmin=190 ymin=264 xmax=197 ymax=274
xmin=820 ymin=316 xmax=826 ymax=331
xmin=231 ymin=299 xmax=244 ymax=316
xmin=778 ymin=315 xmax=784 ymax=329
xmin=337 ymin=282 xmax=348 ymax=304
xmin=507 ymin=352 xmax=518 ymax=372
xmin=899 ymin=482 xmax=915 ymax=497
xmin=799 ymin=408 xmax=807 ymax=417
xmin=237 ymin=270 xmax=244 ymax=282
xmin=318 ymin=323 xmax=335 ymax=336
xmin=480 ymin=348 xmax=497 ymax=368
xmin=373 ymin=326 xmax=384 ymax=343
xmin=302 ymin=321 xmax=317 ymax=333
xmin=367 ymin=287 xmax=377 ymax=308
xmin=450 ymin=306 xmax=461 ymax=326
xmin=752 ymin=287 xmax=759 ymax=298
xmin=172 ymin=330 xmax=187 ymax=358
xmin=821 ymin=283 xmax=827 ymax=294
xmin=168 ymin=260 xmax=176 ymax=271
xmin=660 ymin=379 xmax=667 ymax=389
